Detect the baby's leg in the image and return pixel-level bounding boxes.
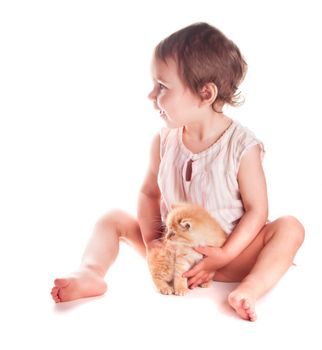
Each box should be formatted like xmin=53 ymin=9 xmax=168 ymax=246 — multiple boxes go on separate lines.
xmin=51 ymin=210 xmax=145 ymax=303
xmin=216 ymin=216 xmax=304 ymax=321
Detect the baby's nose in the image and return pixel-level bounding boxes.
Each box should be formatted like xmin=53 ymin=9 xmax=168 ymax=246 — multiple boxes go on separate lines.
xmin=147 ymin=92 xmax=154 ymax=101
xmin=148 ymin=88 xmax=157 ymax=101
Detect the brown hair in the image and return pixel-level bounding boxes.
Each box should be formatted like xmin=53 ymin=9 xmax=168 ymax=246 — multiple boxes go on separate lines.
xmin=154 ymin=22 xmax=247 ymax=108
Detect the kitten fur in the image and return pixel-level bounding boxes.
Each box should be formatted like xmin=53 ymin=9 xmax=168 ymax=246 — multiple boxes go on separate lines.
xmin=147 ymin=202 xmax=227 ymax=296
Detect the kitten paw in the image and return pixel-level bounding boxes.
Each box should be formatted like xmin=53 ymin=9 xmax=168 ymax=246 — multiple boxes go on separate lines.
xmin=174 ymin=288 xmax=189 ymax=296
xmin=159 ymin=286 xmax=174 ymax=295
xmin=199 ymin=281 xmax=211 ymax=288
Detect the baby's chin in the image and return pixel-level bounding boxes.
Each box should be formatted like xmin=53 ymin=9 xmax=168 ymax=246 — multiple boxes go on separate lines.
xmin=159 ymin=112 xmax=184 ymax=129
xmin=162 ymin=119 xmax=184 ymax=130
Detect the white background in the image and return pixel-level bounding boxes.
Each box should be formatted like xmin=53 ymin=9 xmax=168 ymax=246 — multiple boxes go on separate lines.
xmin=1 ymin=0 xmax=321 ymax=349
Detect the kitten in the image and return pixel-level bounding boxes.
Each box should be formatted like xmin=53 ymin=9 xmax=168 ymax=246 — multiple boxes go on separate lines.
xmin=147 ymin=202 xmax=227 ymax=296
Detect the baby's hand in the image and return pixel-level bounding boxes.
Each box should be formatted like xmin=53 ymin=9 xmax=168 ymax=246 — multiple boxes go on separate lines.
xmin=182 ymin=246 xmax=228 ymax=289
xmin=195 ymin=246 xmax=229 ymax=266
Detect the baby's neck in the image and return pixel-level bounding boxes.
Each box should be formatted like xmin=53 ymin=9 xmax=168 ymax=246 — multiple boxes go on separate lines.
xmin=183 ymin=115 xmax=232 ymax=153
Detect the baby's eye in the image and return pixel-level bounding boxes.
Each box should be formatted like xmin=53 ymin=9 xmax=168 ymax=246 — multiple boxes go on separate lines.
xmin=159 ymin=83 xmax=166 ymax=90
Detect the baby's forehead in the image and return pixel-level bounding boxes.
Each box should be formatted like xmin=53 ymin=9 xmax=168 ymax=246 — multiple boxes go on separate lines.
xmin=151 ymin=57 xmax=186 ymax=88
xmin=151 ymin=56 xmax=178 ymax=75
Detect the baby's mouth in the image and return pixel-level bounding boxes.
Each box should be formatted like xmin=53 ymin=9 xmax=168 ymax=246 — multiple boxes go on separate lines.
xmin=160 ymin=110 xmax=167 ymax=119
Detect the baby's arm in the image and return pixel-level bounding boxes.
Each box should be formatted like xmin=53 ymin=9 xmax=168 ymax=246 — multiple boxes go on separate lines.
xmin=184 ymin=145 xmax=268 ymax=287
xmin=137 ymin=133 xmax=162 ymax=247
xmin=222 ymin=144 xmax=268 ymax=261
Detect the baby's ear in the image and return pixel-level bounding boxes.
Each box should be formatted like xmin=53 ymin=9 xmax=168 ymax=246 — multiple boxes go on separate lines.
xmin=199 ymin=83 xmax=218 ymax=105
xmin=179 ymin=219 xmax=192 ymax=231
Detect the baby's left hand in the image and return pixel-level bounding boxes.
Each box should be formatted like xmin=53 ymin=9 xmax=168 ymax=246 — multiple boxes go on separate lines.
xmin=182 ymin=246 xmax=229 ymax=289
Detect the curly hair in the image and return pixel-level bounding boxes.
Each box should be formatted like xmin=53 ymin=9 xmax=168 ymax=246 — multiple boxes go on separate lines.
xmin=154 ymin=22 xmax=247 ymax=108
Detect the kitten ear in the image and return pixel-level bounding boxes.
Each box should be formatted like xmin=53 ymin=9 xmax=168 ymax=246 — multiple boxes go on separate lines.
xmin=179 ymin=219 xmax=192 ymax=231
xmin=171 ymin=203 xmax=180 ymax=210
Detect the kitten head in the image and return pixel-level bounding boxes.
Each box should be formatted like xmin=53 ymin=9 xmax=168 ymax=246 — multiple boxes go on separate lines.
xmin=164 ymin=202 xmax=226 ymax=247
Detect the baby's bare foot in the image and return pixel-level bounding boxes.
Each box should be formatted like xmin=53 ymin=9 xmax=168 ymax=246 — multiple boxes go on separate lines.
xmin=228 ymin=285 xmax=257 ymax=321
xmin=51 ymin=268 xmax=107 ymax=303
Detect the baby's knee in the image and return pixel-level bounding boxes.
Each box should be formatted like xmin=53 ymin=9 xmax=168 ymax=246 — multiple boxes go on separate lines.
xmin=95 ymin=209 xmax=140 ymax=240
xmin=277 ymin=215 xmax=305 ymax=245
xmin=95 ymin=209 xmax=129 ymax=232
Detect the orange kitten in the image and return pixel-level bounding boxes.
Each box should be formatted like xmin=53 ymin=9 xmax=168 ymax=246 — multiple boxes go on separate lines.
xmin=147 ymin=202 xmax=227 ymax=296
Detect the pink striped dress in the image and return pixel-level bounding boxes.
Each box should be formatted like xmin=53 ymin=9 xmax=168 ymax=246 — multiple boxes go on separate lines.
xmin=157 ymin=120 xmax=264 ymax=234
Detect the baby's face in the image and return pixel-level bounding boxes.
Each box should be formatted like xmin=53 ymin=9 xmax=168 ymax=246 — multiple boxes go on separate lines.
xmin=148 ymin=57 xmax=202 ymax=129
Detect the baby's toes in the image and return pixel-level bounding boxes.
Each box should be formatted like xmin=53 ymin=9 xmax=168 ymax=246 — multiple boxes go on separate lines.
xmin=51 ymin=287 xmax=61 ymax=303
xmin=243 ymin=300 xmax=257 ymax=321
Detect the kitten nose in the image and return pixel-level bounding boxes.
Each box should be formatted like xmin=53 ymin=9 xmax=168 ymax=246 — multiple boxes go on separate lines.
xmin=166 ymin=231 xmax=175 ymax=239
